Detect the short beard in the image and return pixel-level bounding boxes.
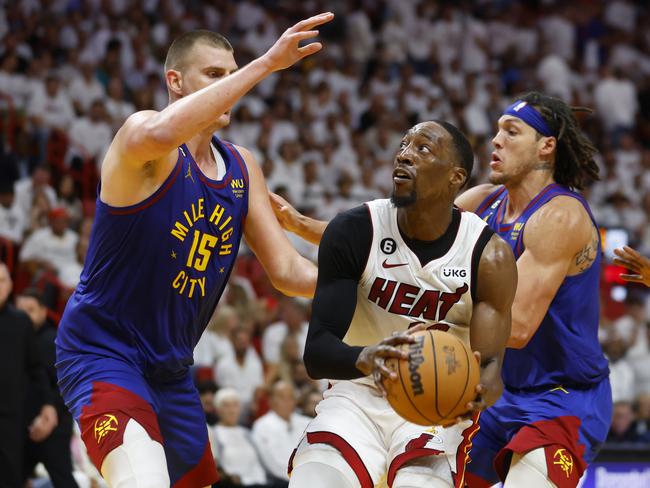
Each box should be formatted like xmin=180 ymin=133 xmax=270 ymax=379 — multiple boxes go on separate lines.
xmin=391 ymin=189 xmax=417 ymax=208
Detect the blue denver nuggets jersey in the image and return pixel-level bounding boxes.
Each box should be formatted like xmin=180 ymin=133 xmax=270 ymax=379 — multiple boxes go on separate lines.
xmin=475 ymin=184 xmax=609 ymax=389
xmin=56 ymin=136 xmax=248 ymax=379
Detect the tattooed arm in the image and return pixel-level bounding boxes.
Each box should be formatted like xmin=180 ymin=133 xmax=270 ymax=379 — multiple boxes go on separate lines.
xmin=507 ymin=196 xmax=597 ymax=349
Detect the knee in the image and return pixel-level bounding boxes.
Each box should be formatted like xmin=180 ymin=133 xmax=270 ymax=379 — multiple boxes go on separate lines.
xmin=289 ymin=461 xmax=356 ymax=488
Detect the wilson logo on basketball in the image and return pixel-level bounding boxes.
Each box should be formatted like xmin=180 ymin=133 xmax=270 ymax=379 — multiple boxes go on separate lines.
xmin=408 ymin=335 xmax=426 ymax=396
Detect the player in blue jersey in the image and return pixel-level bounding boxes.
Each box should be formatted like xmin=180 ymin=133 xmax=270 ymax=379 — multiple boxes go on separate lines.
xmin=454 ymin=92 xmax=611 ymax=487
xmin=271 ymin=92 xmax=612 ymax=488
xmin=54 ymin=13 xmax=333 ymax=488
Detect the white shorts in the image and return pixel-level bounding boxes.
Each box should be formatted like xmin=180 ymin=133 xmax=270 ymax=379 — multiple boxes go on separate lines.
xmin=289 ymin=380 xmax=479 ymax=488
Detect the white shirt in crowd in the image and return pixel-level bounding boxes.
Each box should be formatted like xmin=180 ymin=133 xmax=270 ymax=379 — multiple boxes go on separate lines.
xmin=594 ymin=76 xmax=638 ymax=131
xmin=28 ymin=86 xmax=75 ymax=130
xmin=251 ymin=410 xmax=311 ymax=481
xmin=0 ymin=203 xmax=26 ymax=243
xmin=67 ymin=75 xmax=105 ymax=112
xmin=210 ymin=424 xmax=267 ymax=486
xmin=13 ymin=178 xmax=58 ymax=224
xmin=214 ymin=349 xmax=264 ymax=408
xmin=609 ymin=357 xmax=637 ymax=403
xmin=19 ymin=227 xmax=79 ymax=275
xmin=262 ymin=321 xmax=309 ymax=365
xmin=68 ymin=117 xmax=112 ymax=163
xmin=193 ymin=330 xmax=233 ymax=368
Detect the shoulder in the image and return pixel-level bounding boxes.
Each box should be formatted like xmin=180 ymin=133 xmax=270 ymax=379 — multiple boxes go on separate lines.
xmin=524 ymin=195 xmax=593 ymax=256
xmin=321 ymin=205 xmax=372 ymax=250
xmin=455 ymin=184 xmax=500 ymax=212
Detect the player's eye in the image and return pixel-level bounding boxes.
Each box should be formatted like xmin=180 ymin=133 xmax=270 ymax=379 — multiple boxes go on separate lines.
xmin=399 ymin=141 xmax=407 ymax=148
xmin=419 ymin=145 xmax=430 ymax=152
xmin=508 ymin=130 xmax=517 ymax=136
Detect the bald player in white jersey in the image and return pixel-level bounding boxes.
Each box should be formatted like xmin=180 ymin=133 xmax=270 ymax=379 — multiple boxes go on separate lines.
xmin=283 ymin=121 xmax=517 ymax=488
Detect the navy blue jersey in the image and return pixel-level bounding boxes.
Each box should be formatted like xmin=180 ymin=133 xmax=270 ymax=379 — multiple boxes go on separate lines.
xmin=56 ymin=137 xmax=249 ymax=379
xmin=475 ymin=184 xmax=609 ymax=389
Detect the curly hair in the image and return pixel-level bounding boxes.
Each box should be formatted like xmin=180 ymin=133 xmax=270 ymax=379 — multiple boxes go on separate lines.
xmin=517 ymin=91 xmax=600 ymax=190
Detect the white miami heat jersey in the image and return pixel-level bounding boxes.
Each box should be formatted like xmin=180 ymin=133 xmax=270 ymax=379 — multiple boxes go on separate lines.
xmin=344 ymin=199 xmax=489 ymax=351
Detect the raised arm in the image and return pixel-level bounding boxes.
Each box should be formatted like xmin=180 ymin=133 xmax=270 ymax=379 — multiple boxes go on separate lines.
xmin=468 ymin=234 xmax=517 ymax=410
xmin=241 ymin=147 xmax=317 ymax=297
xmin=509 ymin=197 xmax=596 ymax=348
xmin=108 ymin=13 xmax=333 ymax=168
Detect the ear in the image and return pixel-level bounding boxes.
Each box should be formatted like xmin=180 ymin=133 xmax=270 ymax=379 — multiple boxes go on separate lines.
xmin=166 ymin=69 xmax=183 ymax=97
xmin=450 ymin=167 xmax=467 ymax=187
xmin=538 ymin=136 xmax=556 ymax=158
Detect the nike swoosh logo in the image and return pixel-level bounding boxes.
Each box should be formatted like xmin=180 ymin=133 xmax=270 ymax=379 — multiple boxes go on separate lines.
xmin=382 ymin=259 xmax=408 ymax=269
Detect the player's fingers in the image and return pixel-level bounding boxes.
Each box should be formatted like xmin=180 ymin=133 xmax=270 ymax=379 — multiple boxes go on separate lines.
xmin=612 ymin=256 xmax=636 ymax=269
xmin=406 ymin=322 xmax=428 ymax=334
xmin=623 ymin=245 xmax=644 ymax=260
xmin=288 ymin=12 xmax=334 ymax=33
xmin=619 ymin=274 xmax=644 ymax=282
xmin=376 ymin=345 xmax=409 ymax=360
xmin=289 ymin=30 xmax=320 ymax=43
xmin=472 ymin=350 xmax=481 ymax=365
xmin=297 ymin=42 xmax=323 ymax=58
xmin=383 ymin=332 xmax=417 ymax=345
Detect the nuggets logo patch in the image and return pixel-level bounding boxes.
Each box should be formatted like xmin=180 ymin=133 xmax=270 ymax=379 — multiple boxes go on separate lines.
xmin=553 ymin=448 xmax=574 ymax=478
xmin=231 ymin=178 xmax=245 ymax=198
xmin=94 ymin=414 xmax=119 ymax=444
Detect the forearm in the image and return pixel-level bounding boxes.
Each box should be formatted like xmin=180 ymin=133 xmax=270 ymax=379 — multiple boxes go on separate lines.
xmin=294 ymin=215 xmax=328 ymax=245
xmin=149 ymin=58 xmax=271 ymax=147
xmin=303 ymin=327 xmax=364 ymax=380
xmin=270 ymin=254 xmax=317 ymax=298
xmin=479 ymin=356 xmax=503 ymax=407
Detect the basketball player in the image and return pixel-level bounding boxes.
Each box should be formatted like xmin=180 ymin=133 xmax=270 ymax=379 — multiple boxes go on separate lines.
xmin=614 ymin=245 xmax=650 ymax=287
xmin=287 ymin=121 xmax=518 ymax=488
xmin=453 ymin=92 xmax=612 ymax=487
xmin=54 ymin=13 xmax=333 ymax=488
xmin=272 ymin=93 xmax=612 ymax=487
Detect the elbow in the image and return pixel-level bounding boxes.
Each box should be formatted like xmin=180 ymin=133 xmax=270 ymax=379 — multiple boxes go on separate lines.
xmin=508 ymin=331 xmax=532 ymax=349
xmin=303 ymin=346 xmax=325 ymax=380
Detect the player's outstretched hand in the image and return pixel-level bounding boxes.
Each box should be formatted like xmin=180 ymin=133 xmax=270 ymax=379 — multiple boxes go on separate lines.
xmin=262 ymin=12 xmax=334 ymax=72
xmin=613 ymin=246 xmax=650 ymax=287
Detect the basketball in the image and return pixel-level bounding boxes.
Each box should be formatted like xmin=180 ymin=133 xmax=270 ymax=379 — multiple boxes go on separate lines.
xmin=383 ymin=330 xmax=480 ymax=426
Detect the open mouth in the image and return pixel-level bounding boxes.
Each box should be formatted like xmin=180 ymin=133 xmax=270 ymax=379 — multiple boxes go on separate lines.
xmin=490 ymin=152 xmax=502 ymax=168
xmin=393 ymin=168 xmax=412 ymax=183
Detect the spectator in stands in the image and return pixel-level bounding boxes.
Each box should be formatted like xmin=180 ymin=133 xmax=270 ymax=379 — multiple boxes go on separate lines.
xmin=211 ymin=388 xmax=270 ymax=488
xmin=28 ymin=73 xmax=75 ymax=167
xmin=196 ymin=379 xmax=219 ymax=427
xmin=607 ymin=401 xmax=650 ymax=443
xmin=56 ymin=173 xmax=82 ymax=230
xmin=67 ymin=61 xmax=104 ymax=115
xmin=16 ymin=288 xmax=78 ymax=487
xmin=0 ymin=262 xmax=57 ymax=487
xmin=67 ymin=99 xmax=112 ymax=167
xmin=194 ymin=304 xmax=238 ymax=368
xmin=251 ymin=381 xmax=310 ymax=486
xmin=297 ymin=387 xmax=322 ymax=418
xmin=603 ymin=330 xmax=637 ymax=403
xmin=262 ymin=297 xmax=308 ymax=380
xmin=215 ymin=325 xmax=264 ymax=419
xmin=20 ymin=206 xmax=78 ymax=279
xmin=26 ymin=188 xmax=53 ymax=236
xmin=0 ymin=180 xmax=25 ymax=244
xmin=104 ymin=76 xmax=135 ymax=131
xmin=14 ymin=166 xmax=57 ymax=228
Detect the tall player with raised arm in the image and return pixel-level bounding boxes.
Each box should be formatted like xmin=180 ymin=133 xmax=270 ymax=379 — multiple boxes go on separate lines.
xmin=55 ymin=13 xmax=333 ymax=488
xmin=287 ymin=121 xmax=517 ymax=488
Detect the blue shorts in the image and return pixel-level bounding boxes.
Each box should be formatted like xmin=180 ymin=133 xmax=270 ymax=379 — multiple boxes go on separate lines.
xmin=56 ymin=350 xmax=217 ymax=487
xmin=466 ymin=379 xmax=612 ymax=488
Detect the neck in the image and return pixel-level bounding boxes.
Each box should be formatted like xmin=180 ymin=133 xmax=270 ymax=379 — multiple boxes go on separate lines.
xmin=185 ymin=130 xmax=217 ymax=166
xmin=397 ymin=199 xmax=453 ymax=241
xmin=504 ymin=170 xmax=555 ymax=221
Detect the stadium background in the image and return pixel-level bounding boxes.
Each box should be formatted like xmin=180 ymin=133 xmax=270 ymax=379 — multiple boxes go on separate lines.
xmin=0 ymin=0 xmax=649 ymax=486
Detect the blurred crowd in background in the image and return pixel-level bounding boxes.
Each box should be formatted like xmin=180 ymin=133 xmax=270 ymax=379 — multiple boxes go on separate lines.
xmin=0 ymin=0 xmax=649 ymax=486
